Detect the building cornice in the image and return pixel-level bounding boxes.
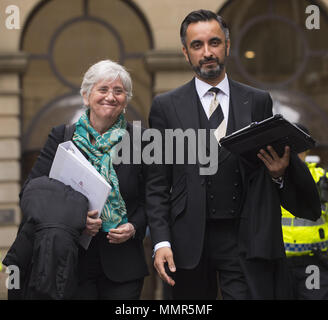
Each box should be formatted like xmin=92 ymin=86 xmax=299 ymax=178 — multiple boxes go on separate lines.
xmin=0 ymin=52 xmax=28 ymax=73
xmin=144 ymin=49 xmax=189 ymax=72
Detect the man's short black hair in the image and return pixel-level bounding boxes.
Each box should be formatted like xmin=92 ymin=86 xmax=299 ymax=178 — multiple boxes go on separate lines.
xmin=180 ymin=9 xmax=230 ymax=48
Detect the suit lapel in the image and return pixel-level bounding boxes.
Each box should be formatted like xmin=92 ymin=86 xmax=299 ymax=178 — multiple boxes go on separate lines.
xmin=229 ymin=79 xmax=253 ymax=131
xmin=218 ymin=79 xmax=253 ymax=165
xmin=173 ymin=79 xmax=201 ymax=132
xmin=173 ymin=79 xmax=213 ymax=170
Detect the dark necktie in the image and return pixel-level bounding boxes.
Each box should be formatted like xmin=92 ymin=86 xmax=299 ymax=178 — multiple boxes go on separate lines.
xmin=208 ymin=87 xmax=226 ymax=142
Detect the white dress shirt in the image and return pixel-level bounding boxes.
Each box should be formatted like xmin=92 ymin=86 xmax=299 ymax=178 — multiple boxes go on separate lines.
xmin=195 ymin=73 xmax=230 ymax=122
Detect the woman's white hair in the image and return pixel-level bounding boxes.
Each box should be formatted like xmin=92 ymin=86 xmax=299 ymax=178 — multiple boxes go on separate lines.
xmin=80 ymin=60 xmax=133 ymax=102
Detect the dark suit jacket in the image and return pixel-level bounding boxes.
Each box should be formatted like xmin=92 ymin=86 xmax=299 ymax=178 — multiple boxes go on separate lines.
xmin=146 ymin=78 xmax=321 ymax=298
xmin=147 ymin=78 xmax=274 ymax=267
xmin=19 ymin=122 xmax=149 ymax=283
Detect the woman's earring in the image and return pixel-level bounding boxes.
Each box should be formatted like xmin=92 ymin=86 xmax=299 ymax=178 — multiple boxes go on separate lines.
xmin=123 ymin=108 xmax=126 ymax=114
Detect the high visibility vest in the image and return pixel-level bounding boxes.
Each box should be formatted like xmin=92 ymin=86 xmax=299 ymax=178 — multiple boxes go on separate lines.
xmin=282 ymin=162 xmax=328 ymax=257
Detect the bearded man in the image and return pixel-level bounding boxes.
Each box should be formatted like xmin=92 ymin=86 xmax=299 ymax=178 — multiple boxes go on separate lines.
xmin=146 ymin=9 xmax=321 ymax=299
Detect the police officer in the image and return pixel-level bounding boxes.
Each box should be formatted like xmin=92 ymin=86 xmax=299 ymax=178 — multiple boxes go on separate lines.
xmin=282 ymin=123 xmax=328 ymax=299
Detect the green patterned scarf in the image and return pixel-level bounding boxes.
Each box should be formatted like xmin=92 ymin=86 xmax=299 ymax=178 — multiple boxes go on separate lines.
xmin=72 ymin=109 xmax=128 ymax=232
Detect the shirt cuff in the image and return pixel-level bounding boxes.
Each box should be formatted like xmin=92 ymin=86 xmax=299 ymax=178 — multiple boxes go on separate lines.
xmin=153 ymin=241 xmax=171 ymax=258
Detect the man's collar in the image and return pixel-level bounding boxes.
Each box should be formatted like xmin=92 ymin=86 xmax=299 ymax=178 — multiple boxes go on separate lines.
xmin=195 ymin=74 xmax=229 ymax=98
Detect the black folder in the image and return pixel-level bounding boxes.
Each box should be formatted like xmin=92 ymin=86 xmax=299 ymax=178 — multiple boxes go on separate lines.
xmin=219 ymin=114 xmax=316 ymax=164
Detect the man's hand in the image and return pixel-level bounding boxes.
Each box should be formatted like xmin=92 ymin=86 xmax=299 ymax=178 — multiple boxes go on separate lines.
xmin=154 ymin=247 xmax=176 ymax=286
xmin=257 ymin=145 xmax=290 ymax=178
xmin=84 ymin=210 xmax=102 ymax=236
xmin=107 ymin=223 xmax=136 ymax=244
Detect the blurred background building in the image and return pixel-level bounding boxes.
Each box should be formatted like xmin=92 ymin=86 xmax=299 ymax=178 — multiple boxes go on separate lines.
xmin=0 ymin=0 xmax=327 ymax=299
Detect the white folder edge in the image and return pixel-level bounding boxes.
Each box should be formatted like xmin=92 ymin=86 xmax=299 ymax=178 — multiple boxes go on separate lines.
xmin=49 ymin=141 xmax=111 ymax=249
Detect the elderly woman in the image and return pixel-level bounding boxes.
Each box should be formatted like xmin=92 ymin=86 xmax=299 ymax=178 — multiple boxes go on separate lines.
xmin=4 ymin=60 xmax=148 ymax=300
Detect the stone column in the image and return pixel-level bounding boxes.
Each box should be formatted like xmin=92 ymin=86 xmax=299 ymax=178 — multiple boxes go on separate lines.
xmin=0 ymin=52 xmax=28 ymax=249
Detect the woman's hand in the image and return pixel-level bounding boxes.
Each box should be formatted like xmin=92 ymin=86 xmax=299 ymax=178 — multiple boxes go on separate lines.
xmin=106 ymin=223 xmax=136 ymax=244
xmin=83 ymin=210 xmax=102 ymax=236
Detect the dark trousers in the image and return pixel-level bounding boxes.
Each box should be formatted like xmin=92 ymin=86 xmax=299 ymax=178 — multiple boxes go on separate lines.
xmin=287 ymin=255 xmax=328 ymax=300
xmin=74 ymin=236 xmax=144 ymax=300
xmin=170 ymin=219 xmax=249 ymax=300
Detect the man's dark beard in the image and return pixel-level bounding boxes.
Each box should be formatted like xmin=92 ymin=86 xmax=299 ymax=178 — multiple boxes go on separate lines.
xmin=192 ymin=57 xmax=225 ymax=80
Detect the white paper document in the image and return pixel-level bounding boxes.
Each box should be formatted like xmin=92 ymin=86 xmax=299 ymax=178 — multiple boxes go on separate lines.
xmin=49 ymin=141 xmax=111 ymax=249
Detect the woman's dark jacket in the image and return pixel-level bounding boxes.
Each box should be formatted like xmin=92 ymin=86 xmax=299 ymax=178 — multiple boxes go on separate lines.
xmin=3 ymin=122 xmax=149 ymax=299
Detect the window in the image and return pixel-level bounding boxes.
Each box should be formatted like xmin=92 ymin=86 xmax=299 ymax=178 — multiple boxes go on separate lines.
xmin=20 ymin=0 xmax=153 ymax=180
xmin=220 ymin=0 xmax=328 ymax=166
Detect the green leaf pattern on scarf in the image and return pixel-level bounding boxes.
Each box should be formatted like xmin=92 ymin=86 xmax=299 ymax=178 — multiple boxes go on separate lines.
xmin=73 ymin=110 xmax=128 ymax=232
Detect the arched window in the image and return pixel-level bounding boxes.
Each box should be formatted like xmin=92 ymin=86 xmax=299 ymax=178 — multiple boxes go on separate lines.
xmin=219 ymin=0 xmax=328 ymax=166
xmin=20 ymin=0 xmax=153 ymax=181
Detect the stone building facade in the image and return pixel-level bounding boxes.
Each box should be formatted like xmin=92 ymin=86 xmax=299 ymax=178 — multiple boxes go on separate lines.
xmin=0 ymin=0 xmax=327 ymax=299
